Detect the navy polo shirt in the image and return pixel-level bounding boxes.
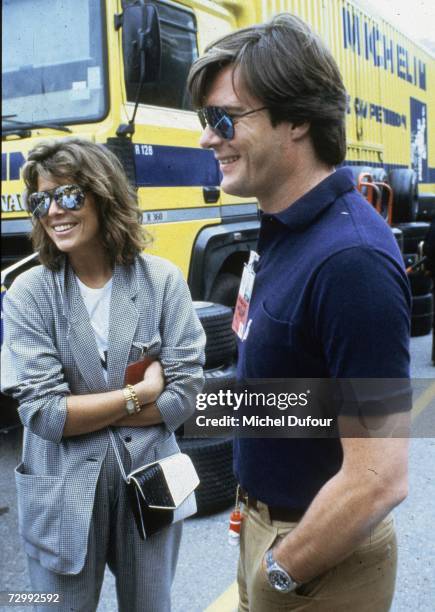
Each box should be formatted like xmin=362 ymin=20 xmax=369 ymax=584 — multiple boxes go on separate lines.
xmin=234 ymin=167 xmax=411 ymax=509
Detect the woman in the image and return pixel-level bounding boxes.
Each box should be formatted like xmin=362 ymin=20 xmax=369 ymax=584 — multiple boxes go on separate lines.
xmin=1 ymin=138 xmax=205 ymax=611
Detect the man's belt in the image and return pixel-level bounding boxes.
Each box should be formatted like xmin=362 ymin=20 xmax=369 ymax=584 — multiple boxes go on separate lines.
xmin=239 ymin=488 xmax=305 ymax=522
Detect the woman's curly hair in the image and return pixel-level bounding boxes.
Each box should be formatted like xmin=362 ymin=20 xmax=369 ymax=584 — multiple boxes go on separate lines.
xmin=22 ymin=138 xmax=151 ymax=269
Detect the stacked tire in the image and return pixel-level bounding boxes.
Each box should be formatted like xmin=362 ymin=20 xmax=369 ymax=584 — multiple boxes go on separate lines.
xmin=193 ymin=302 xmax=236 ymax=369
xmin=389 ymin=168 xmax=429 ymax=260
xmin=395 ymin=222 xmax=430 ymax=254
xmin=388 ymin=168 xmax=419 ymax=223
xmin=178 ymin=302 xmax=238 ymax=516
xmin=403 ymin=254 xmax=434 ymax=337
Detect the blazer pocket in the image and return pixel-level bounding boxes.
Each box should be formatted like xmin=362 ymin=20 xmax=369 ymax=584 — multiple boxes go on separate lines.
xmin=129 ymin=334 xmax=162 ymax=363
xmin=15 ymin=463 xmax=63 ymax=557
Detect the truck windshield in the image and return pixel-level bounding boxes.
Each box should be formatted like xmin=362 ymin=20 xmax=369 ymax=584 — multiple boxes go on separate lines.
xmin=2 ymin=0 xmax=107 ymax=131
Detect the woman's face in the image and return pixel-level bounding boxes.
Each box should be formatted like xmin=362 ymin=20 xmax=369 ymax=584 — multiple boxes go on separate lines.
xmin=36 ymin=175 xmax=103 ymax=257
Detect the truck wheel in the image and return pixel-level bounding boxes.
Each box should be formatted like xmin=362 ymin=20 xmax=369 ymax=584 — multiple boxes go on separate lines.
xmin=178 ymin=437 xmax=236 ymax=516
xmin=209 ymin=273 xmax=240 ymax=309
xmin=389 ymin=169 xmax=418 ymax=223
xmin=194 ymin=302 xmax=236 ymax=368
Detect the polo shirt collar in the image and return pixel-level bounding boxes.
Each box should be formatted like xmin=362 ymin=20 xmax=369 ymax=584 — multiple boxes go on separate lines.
xmin=262 ymin=167 xmax=355 ymax=231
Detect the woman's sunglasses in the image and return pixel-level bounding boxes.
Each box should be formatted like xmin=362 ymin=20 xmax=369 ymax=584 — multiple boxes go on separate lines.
xmin=197 ymin=105 xmax=268 ymax=140
xmin=27 ymin=184 xmax=86 ymax=219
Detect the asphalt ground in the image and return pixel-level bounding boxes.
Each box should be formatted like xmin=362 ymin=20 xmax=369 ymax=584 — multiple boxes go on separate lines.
xmin=0 ymin=332 xmax=434 ymax=611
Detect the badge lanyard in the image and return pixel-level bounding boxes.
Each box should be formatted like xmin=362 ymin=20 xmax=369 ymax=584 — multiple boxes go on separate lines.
xmin=232 ymin=251 xmax=259 ymax=341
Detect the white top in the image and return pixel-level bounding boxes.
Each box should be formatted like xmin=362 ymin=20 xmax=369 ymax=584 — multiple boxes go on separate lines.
xmin=76 ymin=275 xmax=113 ymax=380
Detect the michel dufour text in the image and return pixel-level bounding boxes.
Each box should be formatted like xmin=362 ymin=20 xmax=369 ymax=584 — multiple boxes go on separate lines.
xmin=194 ymin=391 xmax=334 ymax=428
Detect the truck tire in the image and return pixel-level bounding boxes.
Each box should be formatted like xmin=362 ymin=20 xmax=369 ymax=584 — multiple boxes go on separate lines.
xmin=411 ymin=293 xmax=433 ymax=337
xmin=194 ymin=302 xmax=236 ymax=368
xmin=209 ymin=273 xmax=240 ymax=309
xmin=178 ymin=437 xmax=236 ymax=516
xmin=389 ymin=169 xmax=418 ymax=223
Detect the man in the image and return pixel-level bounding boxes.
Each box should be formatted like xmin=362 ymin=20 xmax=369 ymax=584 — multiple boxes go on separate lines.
xmin=188 ymin=13 xmax=411 ymax=612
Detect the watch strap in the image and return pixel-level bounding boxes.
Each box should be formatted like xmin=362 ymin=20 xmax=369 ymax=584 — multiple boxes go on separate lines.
xmin=265 ymin=549 xmax=298 ymax=593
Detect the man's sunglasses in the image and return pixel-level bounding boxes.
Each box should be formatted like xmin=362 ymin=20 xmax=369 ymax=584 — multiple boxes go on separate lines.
xmin=27 ymin=184 xmax=86 ymax=219
xmin=197 ymin=105 xmax=268 ymax=140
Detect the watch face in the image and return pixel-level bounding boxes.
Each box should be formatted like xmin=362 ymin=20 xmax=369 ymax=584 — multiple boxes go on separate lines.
xmin=269 ymin=569 xmax=292 ymax=592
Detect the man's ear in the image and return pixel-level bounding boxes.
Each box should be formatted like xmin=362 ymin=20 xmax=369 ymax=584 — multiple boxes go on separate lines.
xmin=289 ymin=122 xmax=310 ymax=141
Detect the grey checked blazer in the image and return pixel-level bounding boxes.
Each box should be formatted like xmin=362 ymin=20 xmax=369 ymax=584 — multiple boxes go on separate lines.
xmin=1 ymin=254 xmax=205 ymax=574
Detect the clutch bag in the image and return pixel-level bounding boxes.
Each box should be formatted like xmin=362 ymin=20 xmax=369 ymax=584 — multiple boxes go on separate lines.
xmin=109 ymin=429 xmax=199 ymax=539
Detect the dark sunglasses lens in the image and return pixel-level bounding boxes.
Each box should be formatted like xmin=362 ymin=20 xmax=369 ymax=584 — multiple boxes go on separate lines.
xmin=55 ymin=185 xmax=85 ymax=210
xmin=28 ymin=192 xmax=51 ymax=218
xmin=207 ymin=107 xmax=234 ymax=139
xmin=199 ymin=107 xmax=234 ymax=139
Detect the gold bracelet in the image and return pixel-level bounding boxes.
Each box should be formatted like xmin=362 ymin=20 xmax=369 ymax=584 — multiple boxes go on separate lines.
xmin=126 ymin=384 xmax=141 ymax=413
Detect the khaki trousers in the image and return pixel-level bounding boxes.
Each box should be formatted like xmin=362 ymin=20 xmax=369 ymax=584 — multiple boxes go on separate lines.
xmin=237 ymin=502 xmax=397 ymax=612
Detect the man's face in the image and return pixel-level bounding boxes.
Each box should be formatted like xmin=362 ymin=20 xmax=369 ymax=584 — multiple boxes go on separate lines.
xmin=199 ymin=65 xmax=292 ymax=207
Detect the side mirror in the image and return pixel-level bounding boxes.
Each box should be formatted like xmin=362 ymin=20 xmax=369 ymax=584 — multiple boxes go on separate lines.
xmin=122 ymin=1 xmax=161 ymax=86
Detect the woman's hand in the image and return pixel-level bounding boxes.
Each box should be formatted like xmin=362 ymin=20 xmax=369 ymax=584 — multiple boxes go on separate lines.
xmin=134 ymin=360 xmax=165 ymax=406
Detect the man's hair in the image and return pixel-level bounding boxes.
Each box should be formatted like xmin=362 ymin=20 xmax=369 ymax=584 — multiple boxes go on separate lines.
xmin=188 ymin=13 xmax=347 ymax=165
xmin=22 ymin=138 xmax=151 ymax=270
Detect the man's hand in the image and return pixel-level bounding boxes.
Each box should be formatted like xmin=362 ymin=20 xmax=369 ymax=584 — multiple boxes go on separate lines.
xmin=264 ymin=427 xmax=409 ymax=585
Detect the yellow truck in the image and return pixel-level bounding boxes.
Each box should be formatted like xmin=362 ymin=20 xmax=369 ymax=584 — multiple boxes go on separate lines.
xmin=2 ymin=0 xmax=435 ymax=303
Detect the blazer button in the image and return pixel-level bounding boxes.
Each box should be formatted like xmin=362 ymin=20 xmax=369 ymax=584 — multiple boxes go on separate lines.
xmin=125 ymin=436 xmax=132 ymax=443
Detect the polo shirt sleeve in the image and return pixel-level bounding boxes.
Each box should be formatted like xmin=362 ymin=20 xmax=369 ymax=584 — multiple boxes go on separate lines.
xmin=309 ymin=246 xmax=412 ymax=416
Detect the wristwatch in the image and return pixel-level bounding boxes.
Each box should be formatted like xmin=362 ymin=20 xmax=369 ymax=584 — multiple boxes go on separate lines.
xmin=123 ymin=385 xmax=141 ymax=415
xmin=265 ymin=549 xmax=299 ymax=594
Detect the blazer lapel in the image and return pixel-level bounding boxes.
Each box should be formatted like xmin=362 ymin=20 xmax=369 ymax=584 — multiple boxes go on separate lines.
xmin=63 ymin=262 xmax=108 ymax=392
xmin=106 ymin=263 xmax=139 ymax=390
